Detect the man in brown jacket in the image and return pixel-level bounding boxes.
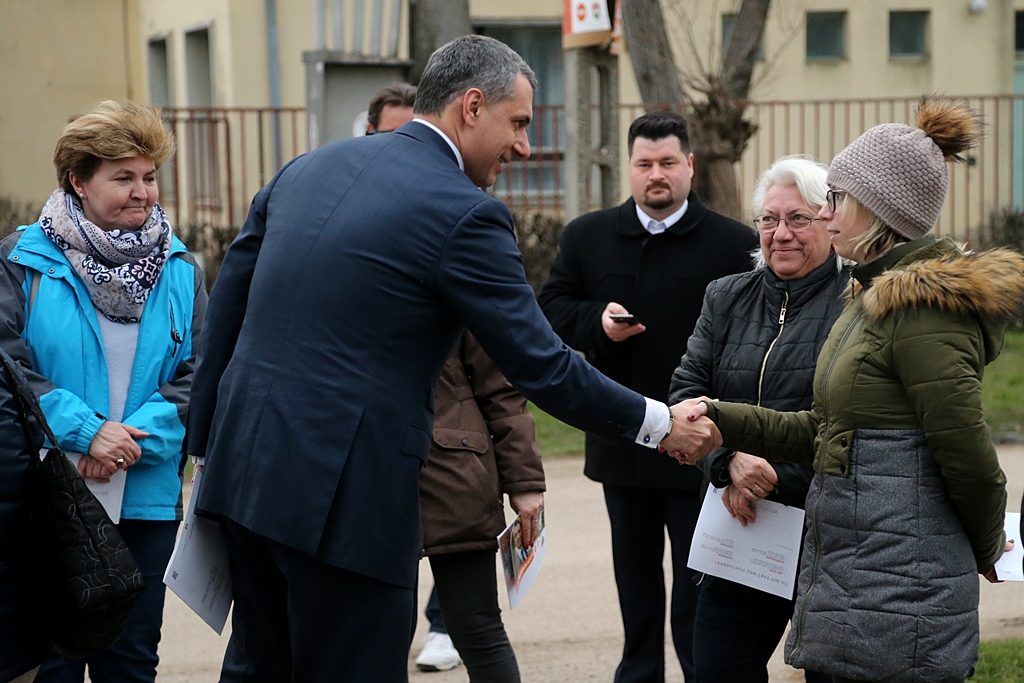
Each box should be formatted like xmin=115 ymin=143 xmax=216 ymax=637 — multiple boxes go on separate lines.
xmin=418 ymin=332 xmax=545 ymax=682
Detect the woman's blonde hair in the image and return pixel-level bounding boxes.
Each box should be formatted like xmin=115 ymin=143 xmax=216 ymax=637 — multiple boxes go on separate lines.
xmin=842 ymin=193 xmax=906 ymax=261
xmin=53 ymin=100 xmax=175 ymax=197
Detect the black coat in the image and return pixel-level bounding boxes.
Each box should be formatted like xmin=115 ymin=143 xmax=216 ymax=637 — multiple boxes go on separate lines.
xmin=0 ymin=350 xmax=49 ymax=681
xmin=667 ymin=256 xmax=850 ymax=506
xmin=538 ymin=194 xmax=759 ymax=490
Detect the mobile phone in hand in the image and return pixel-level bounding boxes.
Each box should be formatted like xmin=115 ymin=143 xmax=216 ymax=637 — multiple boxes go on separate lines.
xmin=609 ymin=314 xmax=639 ymax=325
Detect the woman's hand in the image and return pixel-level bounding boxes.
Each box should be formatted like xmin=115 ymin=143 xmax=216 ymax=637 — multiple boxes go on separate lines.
xmin=982 ymin=539 xmax=1016 ymax=583
xmin=509 ymin=491 xmax=544 ymax=549
xmin=728 ymin=452 xmax=778 ymax=502
xmin=88 ymin=421 xmax=150 ymax=471
xmin=722 ymin=484 xmax=757 ymax=526
xmin=78 ymin=454 xmax=114 ymax=482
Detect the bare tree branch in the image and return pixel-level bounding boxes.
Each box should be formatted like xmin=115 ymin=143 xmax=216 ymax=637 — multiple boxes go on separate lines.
xmin=621 ymin=0 xmax=687 ymax=112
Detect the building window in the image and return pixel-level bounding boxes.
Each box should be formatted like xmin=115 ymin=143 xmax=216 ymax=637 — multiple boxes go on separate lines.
xmin=722 ymin=13 xmax=764 ymax=61
xmin=1015 ymin=11 xmax=1024 ymax=53
xmin=806 ymin=12 xmax=846 ymax=60
xmin=148 ymin=38 xmax=172 ymax=107
xmin=890 ymin=11 xmax=928 ymax=58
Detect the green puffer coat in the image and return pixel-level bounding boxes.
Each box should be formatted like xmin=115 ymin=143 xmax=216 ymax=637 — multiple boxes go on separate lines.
xmin=705 ymin=237 xmax=1024 ymax=683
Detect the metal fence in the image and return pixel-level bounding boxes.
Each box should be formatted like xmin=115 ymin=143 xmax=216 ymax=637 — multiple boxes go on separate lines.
xmin=163 ymin=96 xmax=1024 ymax=246
xmin=161 ymin=107 xmax=307 ymax=230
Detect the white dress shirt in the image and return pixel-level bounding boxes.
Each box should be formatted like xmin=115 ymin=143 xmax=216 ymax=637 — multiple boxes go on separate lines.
xmin=635 ymin=200 xmax=689 ymax=235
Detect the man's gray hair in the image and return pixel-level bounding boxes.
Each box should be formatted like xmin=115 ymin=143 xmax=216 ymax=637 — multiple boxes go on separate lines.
xmin=414 ymin=35 xmax=538 ymax=115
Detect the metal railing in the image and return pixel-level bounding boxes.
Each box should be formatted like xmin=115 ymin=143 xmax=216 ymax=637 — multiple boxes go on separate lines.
xmin=160 ymin=107 xmax=307 ymax=229
xmin=161 ymin=96 xmax=1024 ymax=246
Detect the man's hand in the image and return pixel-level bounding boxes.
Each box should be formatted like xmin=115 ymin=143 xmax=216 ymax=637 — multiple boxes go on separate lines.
xmin=602 ymin=302 xmax=646 ymax=342
xmin=728 ymin=452 xmax=777 ymax=502
xmin=509 ymin=491 xmax=544 ymax=548
xmin=722 ymin=485 xmax=757 ymax=526
xmin=88 ymin=421 xmax=150 ymax=473
xmin=982 ymin=539 xmax=1016 ymax=583
xmin=660 ymin=398 xmax=722 ymax=463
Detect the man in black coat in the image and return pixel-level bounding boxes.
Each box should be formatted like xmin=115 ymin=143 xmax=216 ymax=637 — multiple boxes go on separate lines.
xmin=538 ymin=112 xmax=758 ymax=683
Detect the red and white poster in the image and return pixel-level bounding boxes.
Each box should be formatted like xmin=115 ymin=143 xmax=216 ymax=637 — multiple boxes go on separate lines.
xmin=562 ymin=0 xmax=612 ymax=49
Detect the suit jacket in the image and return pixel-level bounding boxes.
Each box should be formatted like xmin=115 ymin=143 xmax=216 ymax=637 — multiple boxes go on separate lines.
xmin=538 ymin=195 xmax=758 ymax=490
xmin=187 ymin=122 xmax=648 ymax=588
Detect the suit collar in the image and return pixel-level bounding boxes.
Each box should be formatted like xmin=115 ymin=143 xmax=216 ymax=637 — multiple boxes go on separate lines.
xmin=396 ymin=120 xmax=462 ymax=169
xmin=617 ymin=191 xmax=708 ymax=238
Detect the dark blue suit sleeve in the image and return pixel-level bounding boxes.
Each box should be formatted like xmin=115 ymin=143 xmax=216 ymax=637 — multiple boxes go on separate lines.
xmin=187 ymin=177 xmax=277 ymax=457
xmin=436 ymin=199 xmax=648 ymax=444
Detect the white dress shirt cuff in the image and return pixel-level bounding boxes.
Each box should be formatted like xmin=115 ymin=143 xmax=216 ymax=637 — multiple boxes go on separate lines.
xmin=636 ymin=398 xmax=671 ymax=448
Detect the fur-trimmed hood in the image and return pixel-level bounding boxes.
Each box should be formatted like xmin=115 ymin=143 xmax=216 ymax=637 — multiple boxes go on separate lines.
xmin=862 ymin=240 xmax=1024 ymax=320
xmin=859 ymin=238 xmax=1024 ymax=363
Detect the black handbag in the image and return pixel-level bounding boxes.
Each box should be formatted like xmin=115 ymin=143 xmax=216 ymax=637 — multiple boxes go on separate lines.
xmin=0 ymin=354 xmax=145 ymax=661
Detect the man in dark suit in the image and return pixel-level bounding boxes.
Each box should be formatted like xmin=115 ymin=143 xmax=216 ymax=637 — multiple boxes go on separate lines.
xmin=187 ymin=36 xmax=710 ymax=683
xmin=538 ymin=112 xmax=759 ymax=683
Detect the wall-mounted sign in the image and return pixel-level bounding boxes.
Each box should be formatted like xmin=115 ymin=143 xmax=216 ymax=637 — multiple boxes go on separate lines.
xmin=562 ymin=0 xmax=612 ymax=49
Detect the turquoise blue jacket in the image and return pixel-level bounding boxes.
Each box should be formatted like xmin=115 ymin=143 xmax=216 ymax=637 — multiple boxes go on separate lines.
xmin=0 ymin=223 xmax=207 ymax=520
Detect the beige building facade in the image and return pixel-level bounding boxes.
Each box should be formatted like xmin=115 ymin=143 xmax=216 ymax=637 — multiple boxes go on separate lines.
xmin=4 ymin=0 xmax=1024 ymax=239
xmin=0 ymin=0 xmax=143 ymax=211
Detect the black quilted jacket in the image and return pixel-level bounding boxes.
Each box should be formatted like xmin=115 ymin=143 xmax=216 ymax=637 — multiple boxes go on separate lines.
xmin=0 ymin=350 xmax=49 ymax=681
xmin=668 ymin=256 xmax=849 ymax=507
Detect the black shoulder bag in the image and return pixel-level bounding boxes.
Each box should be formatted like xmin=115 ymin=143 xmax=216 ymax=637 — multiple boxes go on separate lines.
xmin=0 ymin=354 xmax=145 ymax=661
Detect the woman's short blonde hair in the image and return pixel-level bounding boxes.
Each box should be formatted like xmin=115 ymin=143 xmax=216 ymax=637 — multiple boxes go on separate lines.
xmin=842 ymin=193 xmax=906 ymax=261
xmin=53 ymin=100 xmax=175 ymax=197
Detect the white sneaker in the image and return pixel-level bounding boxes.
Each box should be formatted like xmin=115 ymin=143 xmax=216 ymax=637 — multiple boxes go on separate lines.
xmin=415 ymin=631 xmax=462 ymax=672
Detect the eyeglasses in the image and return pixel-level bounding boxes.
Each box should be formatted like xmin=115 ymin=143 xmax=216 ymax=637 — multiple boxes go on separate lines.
xmin=752 ymin=213 xmax=820 ymax=233
xmin=826 ymin=189 xmax=847 ymax=212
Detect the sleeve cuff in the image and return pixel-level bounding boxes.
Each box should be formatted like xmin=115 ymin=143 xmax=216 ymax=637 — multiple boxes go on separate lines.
xmin=74 ymin=412 xmax=106 ymax=453
xmin=636 ymin=398 xmax=671 ymax=449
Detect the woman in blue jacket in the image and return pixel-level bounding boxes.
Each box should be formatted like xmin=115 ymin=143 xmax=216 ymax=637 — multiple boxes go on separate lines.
xmin=0 ymin=101 xmax=207 ymax=683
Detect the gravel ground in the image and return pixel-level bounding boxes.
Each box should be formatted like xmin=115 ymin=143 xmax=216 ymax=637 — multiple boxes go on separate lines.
xmin=153 ymin=446 xmax=1024 ymax=682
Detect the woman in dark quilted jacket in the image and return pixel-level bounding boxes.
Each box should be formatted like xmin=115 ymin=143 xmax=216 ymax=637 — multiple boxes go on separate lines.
xmin=680 ymin=99 xmax=1024 ymax=683
xmin=669 ymin=155 xmax=845 ymax=683
xmin=0 ymin=349 xmax=50 ymax=683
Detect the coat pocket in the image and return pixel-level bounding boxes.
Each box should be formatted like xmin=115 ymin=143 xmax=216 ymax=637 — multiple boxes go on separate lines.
xmin=432 ymin=428 xmax=489 ymax=455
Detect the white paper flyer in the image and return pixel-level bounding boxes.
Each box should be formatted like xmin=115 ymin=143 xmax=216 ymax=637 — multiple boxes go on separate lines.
xmin=687 ymin=486 xmax=805 ymax=600
xmin=163 ymin=469 xmax=233 ymax=633
xmin=497 ymin=507 xmax=547 ymax=610
xmin=994 ymin=512 xmax=1023 ymax=582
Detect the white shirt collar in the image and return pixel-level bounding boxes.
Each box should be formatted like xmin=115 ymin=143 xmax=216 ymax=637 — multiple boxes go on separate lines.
xmin=635 ymin=200 xmax=689 ymax=235
xmin=412 ymin=118 xmax=464 ymax=171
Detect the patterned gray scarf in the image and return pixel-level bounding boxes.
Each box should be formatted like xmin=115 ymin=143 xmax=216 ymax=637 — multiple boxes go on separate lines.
xmin=38 ymin=189 xmax=172 ymax=323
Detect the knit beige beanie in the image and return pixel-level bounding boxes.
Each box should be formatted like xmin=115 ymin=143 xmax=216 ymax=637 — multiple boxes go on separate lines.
xmin=826 ymin=99 xmax=981 ymax=240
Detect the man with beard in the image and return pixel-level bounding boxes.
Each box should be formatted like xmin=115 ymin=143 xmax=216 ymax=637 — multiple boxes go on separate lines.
xmin=538 ymin=111 xmax=757 ymax=683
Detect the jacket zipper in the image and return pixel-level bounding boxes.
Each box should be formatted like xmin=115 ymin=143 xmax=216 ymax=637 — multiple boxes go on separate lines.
xmin=756 ymin=291 xmax=788 ymax=407
xmin=788 ymin=307 xmax=864 ymax=662
xmin=169 ymin=303 xmax=182 ymax=356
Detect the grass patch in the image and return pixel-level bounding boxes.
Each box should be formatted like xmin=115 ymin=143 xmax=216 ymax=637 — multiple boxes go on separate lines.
xmin=528 ymin=402 xmax=585 ymax=457
xmin=984 ymin=328 xmax=1024 ymax=436
xmin=968 ymin=639 xmax=1024 ymax=682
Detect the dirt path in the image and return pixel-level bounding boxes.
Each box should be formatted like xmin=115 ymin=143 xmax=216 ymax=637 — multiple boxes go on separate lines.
xmin=154 ymin=446 xmax=1024 ymax=682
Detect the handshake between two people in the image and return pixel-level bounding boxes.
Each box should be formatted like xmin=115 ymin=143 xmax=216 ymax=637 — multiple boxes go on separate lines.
xmin=659 ymin=398 xmax=722 ymax=465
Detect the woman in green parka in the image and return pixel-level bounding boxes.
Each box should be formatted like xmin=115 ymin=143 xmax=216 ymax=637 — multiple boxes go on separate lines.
xmin=673 ymin=99 xmax=1024 ymax=683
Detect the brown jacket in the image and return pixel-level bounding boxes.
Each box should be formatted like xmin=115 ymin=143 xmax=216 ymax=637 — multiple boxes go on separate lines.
xmin=420 ymin=332 xmax=545 ymax=555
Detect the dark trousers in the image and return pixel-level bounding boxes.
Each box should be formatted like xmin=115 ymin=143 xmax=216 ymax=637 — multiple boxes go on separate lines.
xmin=218 ymin=518 xmax=414 ymax=683
xmin=424 ymin=585 xmax=447 ymax=634
xmin=34 ymin=520 xmax=179 ymax=683
xmin=430 ymin=550 xmax=519 ymax=683
xmin=603 ymin=484 xmax=701 ymax=683
xmin=693 ymin=578 xmax=830 ymax=683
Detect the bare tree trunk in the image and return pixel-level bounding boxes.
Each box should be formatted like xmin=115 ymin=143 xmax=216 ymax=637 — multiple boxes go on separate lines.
xmin=409 ymin=0 xmax=471 ymax=84
xmin=620 ymin=0 xmax=686 ymax=113
xmin=621 ymin=0 xmax=774 ymax=220
xmin=721 ymin=0 xmax=772 ymax=100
